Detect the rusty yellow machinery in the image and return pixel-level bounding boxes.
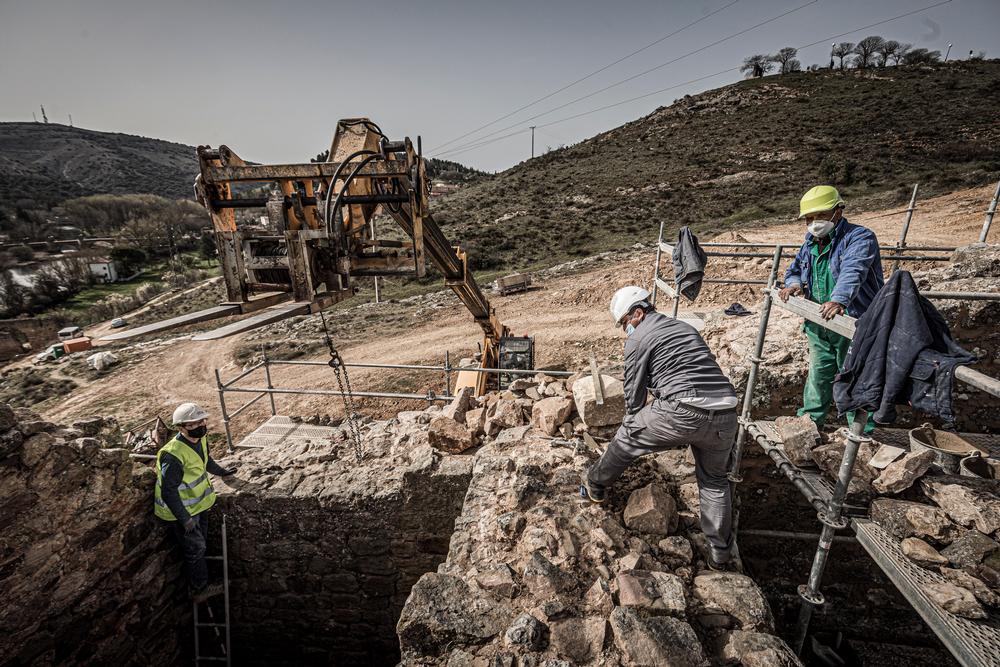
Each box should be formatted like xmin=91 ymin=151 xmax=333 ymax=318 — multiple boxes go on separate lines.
xmin=101 ymin=118 xmax=532 ymax=395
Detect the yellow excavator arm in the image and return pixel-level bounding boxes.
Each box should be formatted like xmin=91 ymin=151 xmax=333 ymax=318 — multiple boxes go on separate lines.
xmin=102 ymin=118 xmax=531 ymax=395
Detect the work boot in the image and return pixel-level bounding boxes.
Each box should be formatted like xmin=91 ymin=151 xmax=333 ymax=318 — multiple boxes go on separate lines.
xmin=192 ymin=583 xmax=224 ymax=603
xmin=579 ymin=475 xmax=607 ymax=504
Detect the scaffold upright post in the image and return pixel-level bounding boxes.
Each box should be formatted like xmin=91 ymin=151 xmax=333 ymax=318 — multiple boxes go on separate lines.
xmin=891 ymin=183 xmax=919 ymax=273
xmin=215 ymin=368 xmax=235 ymax=452
xmin=728 ymin=244 xmax=784 ymax=483
xmin=262 ymin=347 xmax=276 ymax=416
xmin=794 ymin=409 xmax=869 ymax=655
xmin=651 ymin=219 xmax=665 ymax=306
xmin=444 ymin=351 xmax=452 ymax=395
xmin=980 ymin=178 xmax=1000 ymax=243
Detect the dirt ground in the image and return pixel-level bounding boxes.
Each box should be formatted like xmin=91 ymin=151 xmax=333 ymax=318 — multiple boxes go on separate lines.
xmin=33 ymin=182 xmax=1000 ymax=444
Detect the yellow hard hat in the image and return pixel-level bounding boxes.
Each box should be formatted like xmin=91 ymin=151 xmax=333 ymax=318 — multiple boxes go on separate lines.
xmin=799 ymin=185 xmax=845 ymax=218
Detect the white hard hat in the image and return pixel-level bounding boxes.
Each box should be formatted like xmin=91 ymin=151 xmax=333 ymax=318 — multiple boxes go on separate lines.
xmin=610 ymin=286 xmax=651 ymax=324
xmin=172 ymin=402 xmax=209 ymax=425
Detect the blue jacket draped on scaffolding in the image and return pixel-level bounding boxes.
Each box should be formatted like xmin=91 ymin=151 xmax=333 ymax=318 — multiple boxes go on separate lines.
xmin=784 ymin=217 xmax=884 ymax=317
xmin=832 ymin=271 xmax=976 ymax=425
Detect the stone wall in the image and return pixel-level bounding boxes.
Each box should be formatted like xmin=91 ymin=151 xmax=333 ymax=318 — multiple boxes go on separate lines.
xmin=214 ymin=418 xmax=474 ymax=665
xmin=0 ymin=405 xmax=185 ymax=666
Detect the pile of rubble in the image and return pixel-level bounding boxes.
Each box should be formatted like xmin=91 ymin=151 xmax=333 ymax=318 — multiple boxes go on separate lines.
xmin=774 ymin=415 xmax=1000 ymax=621
xmin=0 ymin=404 xmax=184 ymax=666
xmin=389 ymin=376 xmax=799 ymax=666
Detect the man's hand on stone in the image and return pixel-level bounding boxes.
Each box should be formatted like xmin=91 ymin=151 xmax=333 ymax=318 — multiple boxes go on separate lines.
xmin=778 ymin=285 xmax=802 ymax=302
xmin=184 ymin=518 xmax=198 ymax=533
xmin=819 ymin=301 xmax=845 ymax=320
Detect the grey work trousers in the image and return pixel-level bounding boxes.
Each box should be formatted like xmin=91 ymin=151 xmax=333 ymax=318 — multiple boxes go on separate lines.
xmin=168 ymin=511 xmax=209 ymax=590
xmin=588 ymin=398 xmax=738 ymax=562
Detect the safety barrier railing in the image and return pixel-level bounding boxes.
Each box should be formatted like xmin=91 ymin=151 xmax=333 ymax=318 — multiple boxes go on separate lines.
xmin=651 ymin=178 xmax=1000 ymax=312
xmin=213 ymin=351 xmax=582 ymax=451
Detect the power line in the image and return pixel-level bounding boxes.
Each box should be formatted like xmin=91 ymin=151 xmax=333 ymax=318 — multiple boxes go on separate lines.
xmin=433 ymin=0 xmax=819 ymax=158
xmin=436 ymin=0 xmax=953 ymax=160
xmin=428 ymin=0 xmax=741 ymax=154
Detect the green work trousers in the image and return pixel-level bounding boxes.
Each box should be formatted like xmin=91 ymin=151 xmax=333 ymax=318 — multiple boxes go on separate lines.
xmin=799 ymin=322 xmax=875 ymax=433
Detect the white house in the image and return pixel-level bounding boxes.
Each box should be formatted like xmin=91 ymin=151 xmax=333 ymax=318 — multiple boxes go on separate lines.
xmin=88 ymin=258 xmax=120 ymax=283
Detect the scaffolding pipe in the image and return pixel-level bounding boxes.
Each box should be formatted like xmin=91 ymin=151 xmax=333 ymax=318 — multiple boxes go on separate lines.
xmin=220 ymin=361 xmax=266 ymax=388
xmin=703 ymin=250 xmax=948 ymax=261
xmin=922 ymin=291 xmax=1000 ymax=301
xmin=260 ymin=359 xmax=576 ymax=377
xmin=262 ymin=350 xmax=276 ymax=415
xmin=729 ymin=245 xmax=783 ymax=483
xmin=979 ymin=179 xmax=1000 ymax=243
xmin=223 ymin=385 xmax=452 ymax=401
xmin=794 ymin=410 xmax=869 ymax=655
xmin=890 ymin=183 xmax=919 ymax=273
xmin=651 ymin=219 xmax=666 ymax=306
xmin=215 ymin=368 xmax=235 ymax=452
xmin=746 ymin=422 xmax=829 ymax=514
xmin=228 ymin=391 xmax=269 ymax=419
xmin=699 ymin=242 xmax=956 ymax=252
xmin=740 ymin=529 xmax=856 ymax=544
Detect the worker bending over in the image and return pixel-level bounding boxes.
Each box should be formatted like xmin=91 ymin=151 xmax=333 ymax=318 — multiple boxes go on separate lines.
xmin=583 ymin=286 xmax=739 ymax=570
xmin=779 ymin=186 xmax=883 ymax=433
xmin=154 ymin=403 xmax=233 ymax=601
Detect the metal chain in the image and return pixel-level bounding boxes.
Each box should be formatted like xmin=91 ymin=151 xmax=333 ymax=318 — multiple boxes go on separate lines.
xmin=318 ymin=309 xmax=364 ymax=462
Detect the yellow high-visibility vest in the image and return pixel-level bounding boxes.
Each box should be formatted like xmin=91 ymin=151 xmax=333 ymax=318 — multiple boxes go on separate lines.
xmin=153 ymin=436 xmax=217 ymax=521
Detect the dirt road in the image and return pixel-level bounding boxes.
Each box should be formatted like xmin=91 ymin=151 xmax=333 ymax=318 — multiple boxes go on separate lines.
xmin=38 ymin=183 xmax=999 ymax=441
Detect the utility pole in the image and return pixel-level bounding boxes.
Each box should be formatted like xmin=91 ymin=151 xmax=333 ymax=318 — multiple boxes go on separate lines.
xmin=944 ymin=43 xmax=952 ymax=61
xmin=68 ymin=114 xmax=73 ymax=128
xmin=32 ymin=112 xmax=37 ymax=122
xmin=40 ymin=105 xmax=48 ymax=123
xmin=530 ymin=126 xmax=536 ymax=158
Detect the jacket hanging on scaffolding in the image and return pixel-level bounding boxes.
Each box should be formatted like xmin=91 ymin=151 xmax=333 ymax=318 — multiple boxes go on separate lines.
xmin=672 ymin=226 xmax=707 ymax=301
xmin=832 ymin=271 xmax=976 ymax=425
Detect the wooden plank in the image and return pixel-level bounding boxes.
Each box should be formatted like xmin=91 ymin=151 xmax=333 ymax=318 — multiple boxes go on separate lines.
xmin=659 ymin=241 xmax=675 ymax=255
xmin=191 ymin=302 xmax=311 ymax=341
xmin=654 ymin=277 xmax=676 ymax=299
xmin=99 ymin=305 xmax=240 ymax=341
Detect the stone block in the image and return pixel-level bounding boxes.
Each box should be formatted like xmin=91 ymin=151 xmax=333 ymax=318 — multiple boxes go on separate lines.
xmin=658 ymin=536 xmax=693 ymax=565
xmin=939 ymin=567 xmax=1000 ymax=607
xmin=922 ymin=476 xmax=1000 ymax=536
xmin=486 ymin=400 xmax=524 ymax=436
xmin=870 ymin=498 xmax=959 ymax=544
xmin=572 ymin=375 xmax=626 ymax=427
xmin=692 ymin=572 xmax=774 ymax=632
xmin=427 ymin=416 xmax=474 ymax=454
xmin=503 ymin=612 xmax=548 ymax=651
xmin=623 ymin=484 xmax=678 ymax=535
xmin=925 ymin=580 xmax=987 ymax=619
xmin=549 ymin=616 xmax=606 ymax=663
xmin=531 ymin=396 xmax=574 ymax=436
xmin=872 ymin=450 xmax=934 ymax=494
xmin=464 ymin=408 xmax=486 ymax=436
xmin=774 ymin=415 xmax=819 ymax=467
xmin=441 ymin=387 xmax=474 ymax=422
xmin=494 ymin=425 xmax=531 ymax=446
xmin=616 ymin=570 xmax=686 ymax=615
xmin=720 ymin=630 xmax=803 ymax=667
xmin=609 ymin=606 xmax=705 ymax=667
xmin=900 ymin=537 xmax=948 ymax=568
xmin=941 ymin=530 xmax=1000 ymax=568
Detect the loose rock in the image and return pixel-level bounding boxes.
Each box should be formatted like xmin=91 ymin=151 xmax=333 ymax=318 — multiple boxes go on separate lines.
xmin=872 ymin=449 xmax=934 ymax=494
xmin=623 ymin=483 xmax=678 ymax=535
xmin=572 ymin=375 xmax=626 ymax=427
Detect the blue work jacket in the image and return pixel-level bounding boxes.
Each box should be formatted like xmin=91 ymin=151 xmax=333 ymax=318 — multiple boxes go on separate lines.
xmin=783 ymin=217 xmax=884 ymax=317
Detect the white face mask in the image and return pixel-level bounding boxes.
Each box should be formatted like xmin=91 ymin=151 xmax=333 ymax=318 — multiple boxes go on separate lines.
xmin=807 ymin=215 xmax=836 ymax=238
xmin=625 ymin=323 xmax=636 ymax=337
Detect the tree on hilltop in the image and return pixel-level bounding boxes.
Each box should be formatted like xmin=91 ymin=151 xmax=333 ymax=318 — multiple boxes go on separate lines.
xmin=771 ymin=47 xmax=801 ymax=74
xmin=902 ymin=48 xmax=942 ymax=65
xmin=876 ymin=40 xmax=901 ymax=66
xmin=740 ymin=54 xmax=774 ymax=78
xmin=853 ymin=36 xmax=885 ymax=69
xmin=831 ymin=42 xmax=854 ymax=70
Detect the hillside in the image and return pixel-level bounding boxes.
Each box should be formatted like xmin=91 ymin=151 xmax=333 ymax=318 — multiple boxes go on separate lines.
xmin=431 ymin=61 xmax=1000 ymax=271
xmin=0 ymin=122 xmax=199 ymax=207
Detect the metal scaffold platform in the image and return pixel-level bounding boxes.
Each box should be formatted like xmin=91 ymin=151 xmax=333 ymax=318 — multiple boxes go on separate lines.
xmin=234 ymin=415 xmax=340 ymax=450
xmin=747 ymin=419 xmax=1000 ymax=667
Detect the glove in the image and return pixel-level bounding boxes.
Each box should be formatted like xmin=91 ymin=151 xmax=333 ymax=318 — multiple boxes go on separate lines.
xmin=184 ymin=518 xmax=198 ymax=533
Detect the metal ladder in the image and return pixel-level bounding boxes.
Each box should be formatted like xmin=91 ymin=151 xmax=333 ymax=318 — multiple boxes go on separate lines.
xmin=194 ymin=513 xmax=231 ymax=666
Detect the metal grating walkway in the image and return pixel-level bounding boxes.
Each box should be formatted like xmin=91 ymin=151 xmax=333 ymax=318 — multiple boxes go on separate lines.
xmin=852 ymin=517 xmax=1000 ymax=667
xmin=750 ymin=420 xmax=1000 ymax=667
xmin=235 ymin=415 xmax=339 ymax=449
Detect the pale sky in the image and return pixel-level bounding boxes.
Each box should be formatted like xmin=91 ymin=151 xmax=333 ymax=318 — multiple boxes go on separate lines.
xmin=1 ymin=0 xmax=997 ymax=172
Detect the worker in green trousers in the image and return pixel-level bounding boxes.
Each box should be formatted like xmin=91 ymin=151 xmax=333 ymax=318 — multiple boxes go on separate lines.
xmin=781 ymin=186 xmax=883 ymax=433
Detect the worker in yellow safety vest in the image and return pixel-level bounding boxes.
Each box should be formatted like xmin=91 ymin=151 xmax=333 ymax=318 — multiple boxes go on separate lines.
xmin=155 ymin=402 xmax=234 ymax=601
